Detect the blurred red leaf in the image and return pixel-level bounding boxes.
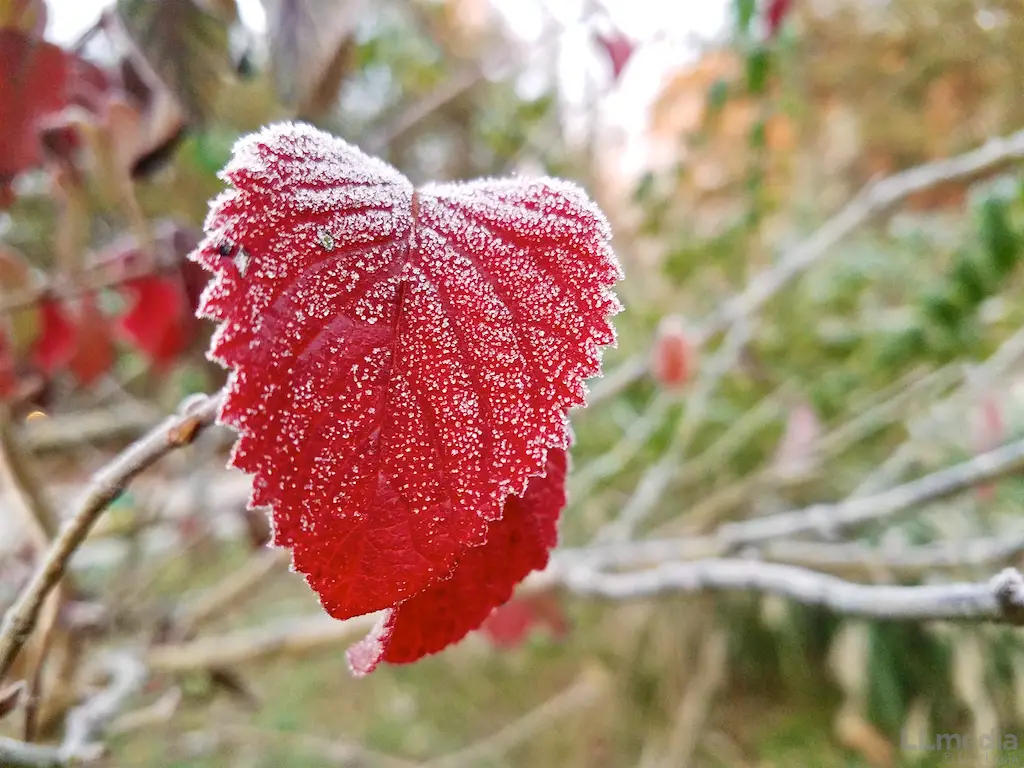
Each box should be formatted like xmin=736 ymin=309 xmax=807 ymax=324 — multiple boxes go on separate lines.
xmin=115 ymin=273 xmax=194 ymax=367
xmin=68 ymin=294 xmax=115 ymax=386
xmin=481 ymin=591 xmax=569 ymax=649
xmin=0 ymin=29 xmax=108 ymax=201
xmin=765 ymin=0 xmax=793 ymax=39
xmin=595 ymin=30 xmax=634 ymax=82
xmin=651 ymin=314 xmax=695 ymax=389
xmin=0 ymin=331 xmax=19 ymax=402
xmin=30 ymin=296 xmax=76 ymax=374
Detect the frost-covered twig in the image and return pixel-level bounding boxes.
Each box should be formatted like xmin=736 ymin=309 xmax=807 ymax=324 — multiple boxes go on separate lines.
xmin=146 ymin=613 xmax=379 ymax=672
xmin=563 ymin=562 xmax=1024 ymax=624
xmin=700 ymin=128 xmax=1024 ymax=338
xmin=0 ymin=653 xmax=145 ymax=767
xmin=713 ymin=437 xmax=1024 ymax=547
xmin=584 ymin=130 xmax=1024 ymax=402
xmin=0 ymin=394 xmax=223 ymax=683
xmin=594 ymin=320 xmax=752 ymax=543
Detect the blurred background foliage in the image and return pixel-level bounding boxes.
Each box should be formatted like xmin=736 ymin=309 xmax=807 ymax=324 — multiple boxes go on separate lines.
xmin=3 ymin=0 xmax=1024 ymax=765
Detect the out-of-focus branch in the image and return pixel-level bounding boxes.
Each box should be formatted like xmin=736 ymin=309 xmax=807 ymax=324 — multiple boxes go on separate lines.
xmin=700 ymin=128 xmax=1024 ymax=338
xmin=425 ymin=669 xmax=607 ymax=768
xmin=146 ymin=613 xmax=378 ymax=672
xmin=21 ymin=403 xmax=164 ymax=452
xmin=0 ymin=410 xmax=59 ymax=548
xmin=0 ymin=653 xmax=145 ymax=767
xmin=562 ymin=562 xmax=1024 ymax=624
xmin=553 ymin=529 xmax=1024 ymax=581
xmin=713 ymin=437 xmax=1024 ymax=548
xmin=0 ymin=393 xmax=224 ymax=683
xmin=174 ymin=548 xmax=289 ymax=637
xmin=586 ymin=129 xmax=1024 ymax=402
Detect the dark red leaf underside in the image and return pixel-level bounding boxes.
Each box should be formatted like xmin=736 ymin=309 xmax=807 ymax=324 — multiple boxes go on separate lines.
xmin=346 ymin=447 xmax=567 ymax=675
xmin=191 ymin=122 xmax=621 ymax=628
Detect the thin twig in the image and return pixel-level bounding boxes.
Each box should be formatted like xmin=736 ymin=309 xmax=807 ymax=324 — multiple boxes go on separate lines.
xmin=713 ymin=437 xmax=1024 ymax=548
xmin=0 ymin=652 xmax=145 ymax=767
xmin=562 ymin=562 xmax=1024 ymax=624
xmin=174 ymin=548 xmax=289 ymax=637
xmin=146 ymin=613 xmax=379 ymax=672
xmin=0 ymin=409 xmax=58 ymax=548
xmin=425 ymin=670 xmax=606 ymax=768
xmin=659 ymin=628 xmax=728 ymax=768
xmin=0 ymin=393 xmax=223 ymax=683
xmin=698 ymin=128 xmax=1024 ymax=339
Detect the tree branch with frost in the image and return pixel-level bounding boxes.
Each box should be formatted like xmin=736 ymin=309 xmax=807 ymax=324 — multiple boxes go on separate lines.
xmin=588 ymin=128 xmax=1024 ymax=403
xmin=0 ymin=393 xmax=223 ymax=683
xmin=561 ymin=562 xmax=1024 ymax=625
xmin=0 ymin=653 xmax=145 ymax=768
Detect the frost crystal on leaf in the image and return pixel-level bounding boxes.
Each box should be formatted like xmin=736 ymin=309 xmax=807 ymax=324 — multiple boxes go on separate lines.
xmin=190 ymin=122 xmax=622 ymax=672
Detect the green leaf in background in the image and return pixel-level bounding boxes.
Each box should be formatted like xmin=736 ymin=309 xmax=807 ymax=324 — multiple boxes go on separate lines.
xmin=734 ymin=0 xmax=757 ymax=36
xmin=978 ymin=196 xmax=1020 ymax=277
xmin=746 ymin=45 xmax=772 ymax=95
xmin=117 ymin=0 xmax=233 ymax=122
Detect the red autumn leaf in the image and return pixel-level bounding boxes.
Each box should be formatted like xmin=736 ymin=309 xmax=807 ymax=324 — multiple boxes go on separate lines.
xmin=31 ymin=297 xmax=76 ymax=375
xmin=68 ymin=294 xmax=115 ymax=386
xmin=0 ymin=331 xmax=18 ymax=402
xmin=191 ymin=122 xmax=621 ymax=653
xmin=650 ymin=314 xmax=695 ymax=389
xmin=765 ymin=0 xmax=793 ymax=39
xmin=481 ymin=591 xmax=569 ymax=650
xmin=0 ymin=29 xmax=109 ymax=199
xmin=595 ymin=30 xmax=634 ymax=82
xmin=347 ymin=448 xmax=567 ymax=675
xmin=116 ymin=273 xmax=194 ymax=367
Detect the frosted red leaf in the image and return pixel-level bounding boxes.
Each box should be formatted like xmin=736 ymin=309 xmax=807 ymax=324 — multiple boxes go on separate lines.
xmin=190 ymin=122 xmax=621 ymax=639
xmin=31 ymin=297 xmax=76 ymax=375
xmin=347 ymin=448 xmax=567 ymax=675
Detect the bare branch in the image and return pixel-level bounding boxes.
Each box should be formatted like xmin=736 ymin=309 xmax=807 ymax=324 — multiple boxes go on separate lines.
xmin=562 ymin=562 xmax=1024 ymax=624
xmin=0 ymin=409 xmax=59 ymax=548
xmin=581 ymin=130 xmax=1024 ymax=403
xmin=146 ymin=613 xmax=378 ymax=672
xmin=0 ymin=393 xmax=223 ymax=683
xmin=425 ymin=670 xmax=606 ymax=768
xmin=700 ymin=128 xmax=1024 ymax=338
xmin=0 ymin=653 xmax=145 ymax=767
xmin=713 ymin=437 xmax=1024 ymax=548
xmin=174 ymin=548 xmax=289 ymax=637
